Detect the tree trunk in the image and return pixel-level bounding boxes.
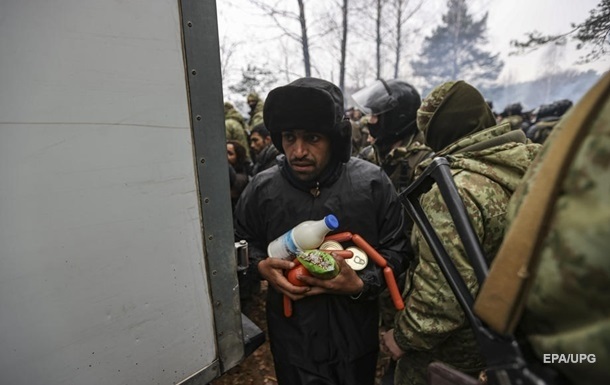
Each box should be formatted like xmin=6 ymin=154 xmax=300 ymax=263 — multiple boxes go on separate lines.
xmin=339 ymin=0 xmax=348 ymax=91
xmin=297 ymin=0 xmax=311 ymax=77
xmin=376 ymin=0 xmax=382 ymax=79
xmin=393 ymin=0 xmax=403 ymax=78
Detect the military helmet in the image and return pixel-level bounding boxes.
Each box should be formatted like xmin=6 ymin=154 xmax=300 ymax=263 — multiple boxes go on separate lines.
xmin=552 ymin=99 xmax=573 ymax=117
xmin=351 ymin=79 xmax=421 ymax=147
xmin=502 ymin=102 xmax=523 ymax=117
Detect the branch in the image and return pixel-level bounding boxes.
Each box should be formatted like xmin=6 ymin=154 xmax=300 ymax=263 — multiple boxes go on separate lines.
xmin=508 ymin=27 xmax=577 ymax=56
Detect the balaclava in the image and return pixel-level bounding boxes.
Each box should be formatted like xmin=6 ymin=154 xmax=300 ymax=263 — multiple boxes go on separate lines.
xmin=417 ymin=80 xmax=496 ymax=152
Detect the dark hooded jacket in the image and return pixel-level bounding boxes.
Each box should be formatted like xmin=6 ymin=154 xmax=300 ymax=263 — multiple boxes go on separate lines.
xmin=251 ymin=143 xmax=280 ymax=175
xmin=234 ymin=77 xmax=410 ymax=377
xmin=234 ymin=156 xmax=409 ymax=369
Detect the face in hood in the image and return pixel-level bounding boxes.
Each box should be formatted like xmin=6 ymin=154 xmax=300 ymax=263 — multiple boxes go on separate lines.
xmin=263 ymin=77 xmax=352 ymax=163
xmin=417 ymin=80 xmax=497 ymax=152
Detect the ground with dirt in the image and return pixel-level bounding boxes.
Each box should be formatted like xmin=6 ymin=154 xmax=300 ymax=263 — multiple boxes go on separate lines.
xmin=210 ymin=282 xmax=393 ymax=385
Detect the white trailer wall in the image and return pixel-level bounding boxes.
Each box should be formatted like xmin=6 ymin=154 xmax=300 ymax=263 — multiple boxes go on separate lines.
xmin=0 ymin=1 xmax=238 ymax=384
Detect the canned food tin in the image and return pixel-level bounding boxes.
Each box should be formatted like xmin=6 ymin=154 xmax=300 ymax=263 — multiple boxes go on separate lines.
xmin=345 ymin=246 xmax=368 ymax=271
xmin=319 ymin=240 xmax=344 ymax=251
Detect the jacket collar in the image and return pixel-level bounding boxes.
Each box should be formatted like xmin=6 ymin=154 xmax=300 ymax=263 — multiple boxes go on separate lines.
xmin=278 ymin=155 xmax=343 ymax=196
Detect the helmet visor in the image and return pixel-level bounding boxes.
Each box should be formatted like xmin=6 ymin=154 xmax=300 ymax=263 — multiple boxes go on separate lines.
xmin=351 ymin=80 xmax=397 ymax=116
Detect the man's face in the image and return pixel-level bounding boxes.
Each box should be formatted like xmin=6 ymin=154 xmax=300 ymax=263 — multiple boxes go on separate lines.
xmin=282 ymin=130 xmax=331 ymax=182
xmin=247 ymin=99 xmax=257 ymax=109
xmin=250 ymin=132 xmax=269 ymax=154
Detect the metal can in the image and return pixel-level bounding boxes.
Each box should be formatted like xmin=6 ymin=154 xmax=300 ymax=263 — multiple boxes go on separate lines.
xmin=319 ymin=240 xmax=344 ymax=251
xmin=345 ymin=246 xmax=368 ymax=271
xmin=234 ymin=240 xmax=249 ymax=270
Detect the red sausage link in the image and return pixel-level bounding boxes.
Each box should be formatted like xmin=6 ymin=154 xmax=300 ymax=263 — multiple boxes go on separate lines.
xmin=283 ymin=294 xmax=292 ymax=317
xmin=383 ymin=267 xmax=405 ymax=310
xmin=352 ymin=234 xmax=387 ymax=268
xmin=324 ymin=232 xmax=353 ymax=243
xmin=322 ymin=249 xmax=354 ymax=259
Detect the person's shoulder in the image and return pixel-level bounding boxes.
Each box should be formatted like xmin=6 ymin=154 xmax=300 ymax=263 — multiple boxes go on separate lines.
xmin=249 ymin=164 xmax=281 ymax=187
xmin=347 ymin=156 xmax=381 ymax=172
xmin=345 ymin=157 xmax=395 ymax=188
xmin=225 ymin=117 xmax=241 ymax=129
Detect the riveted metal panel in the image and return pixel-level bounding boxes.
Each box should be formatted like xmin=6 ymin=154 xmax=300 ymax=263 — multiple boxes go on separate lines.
xmin=178 ymin=0 xmax=245 ymax=382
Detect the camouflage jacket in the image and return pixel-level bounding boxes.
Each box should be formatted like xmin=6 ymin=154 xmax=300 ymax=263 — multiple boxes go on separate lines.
xmin=393 ymin=123 xmax=541 ymax=385
xmin=358 ymin=131 xmax=432 ymax=192
xmin=225 ymin=108 xmax=250 ymax=159
xmin=248 ymin=101 xmax=264 ymax=130
xmin=506 ymin=77 xmax=610 ymax=385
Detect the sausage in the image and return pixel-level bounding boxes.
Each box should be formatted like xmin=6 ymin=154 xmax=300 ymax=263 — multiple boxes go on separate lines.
xmin=321 ymin=249 xmax=354 ymax=259
xmin=351 ymin=234 xmax=387 ymax=268
xmin=324 ymin=232 xmax=353 ymax=243
xmin=384 ymin=266 xmax=405 ymax=310
xmin=283 ymin=294 xmax=292 ymax=317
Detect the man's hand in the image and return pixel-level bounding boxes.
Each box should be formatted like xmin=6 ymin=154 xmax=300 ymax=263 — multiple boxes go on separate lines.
xmin=257 ymin=257 xmax=311 ymax=300
xmin=380 ymin=329 xmax=405 ymax=361
xmin=296 ymin=253 xmax=364 ymax=296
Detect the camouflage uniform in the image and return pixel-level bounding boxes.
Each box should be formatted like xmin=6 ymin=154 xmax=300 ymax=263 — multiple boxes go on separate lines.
xmin=504 ymin=75 xmax=610 ymax=385
xmin=247 ymin=92 xmax=264 ymax=131
xmin=359 ymin=130 xmax=432 ymax=331
xmin=393 ymin=81 xmax=541 ymax=385
xmin=503 ymin=114 xmax=524 ymax=131
xmin=358 ymin=131 xmax=432 ymax=194
xmin=224 ymin=102 xmax=250 ymax=159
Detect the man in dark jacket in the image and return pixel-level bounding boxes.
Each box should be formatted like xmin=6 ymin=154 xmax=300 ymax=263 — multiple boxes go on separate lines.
xmin=249 ymin=123 xmax=280 ymax=175
xmin=234 ymin=77 xmax=411 ymax=385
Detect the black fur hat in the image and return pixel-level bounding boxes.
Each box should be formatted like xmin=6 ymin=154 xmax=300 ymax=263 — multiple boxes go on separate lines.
xmin=264 ymin=77 xmax=352 ymax=162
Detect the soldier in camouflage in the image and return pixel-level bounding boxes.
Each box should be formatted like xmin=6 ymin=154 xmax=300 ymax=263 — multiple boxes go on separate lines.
xmin=498 ymin=102 xmax=527 ymax=131
xmin=381 ymin=81 xmax=541 ymax=385
xmin=352 ymin=79 xmax=433 ymax=193
xmin=526 ymin=99 xmax=573 ymax=144
xmin=247 ymin=91 xmax=265 ymax=132
xmin=224 ymin=101 xmax=251 ymax=160
xmin=504 ymin=74 xmax=610 ymax=385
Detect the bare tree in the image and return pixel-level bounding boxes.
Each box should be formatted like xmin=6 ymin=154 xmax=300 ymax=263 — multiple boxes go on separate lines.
xmin=510 ymin=0 xmax=610 ymax=64
xmin=368 ymin=0 xmax=393 ymax=79
xmin=390 ymin=0 xmax=423 ymax=78
xmin=296 ymin=0 xmax=311 ymax=76
xmin=348 ymin=58 xmax=373 ymax=90
xmin=249 ymin=0 xmax=312 ymax=77
xmin=339 ymin=0 xmax=349 ymax=90
xmin=219 ymin=35 xmax=243 ymax=81
xmin=375 ymin=0 xmax=384 ymax=79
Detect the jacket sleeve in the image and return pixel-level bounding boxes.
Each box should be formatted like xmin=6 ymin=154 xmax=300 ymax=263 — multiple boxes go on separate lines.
xmin=233 ymin=180 xmax=269 ymax=281
xmin=393 ymin=184 xmax=483 ymax=351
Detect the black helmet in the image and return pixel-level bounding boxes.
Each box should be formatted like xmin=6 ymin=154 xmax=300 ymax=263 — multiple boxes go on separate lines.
xmin=552 ymin=99 xmax=573 ymax=117
xmin=351 ymin=79 xmax=421 ymax=151
xmin=501 ymin=102 xmax=523 ymax=117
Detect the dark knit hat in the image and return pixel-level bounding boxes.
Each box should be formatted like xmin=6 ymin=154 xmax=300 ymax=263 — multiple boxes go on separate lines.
xmin=264 ymin=77 xmax=352 ymax=162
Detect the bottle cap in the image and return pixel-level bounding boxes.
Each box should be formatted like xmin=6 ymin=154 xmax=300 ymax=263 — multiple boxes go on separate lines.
xmin=324 ymin=214 xmax=339 ymax=230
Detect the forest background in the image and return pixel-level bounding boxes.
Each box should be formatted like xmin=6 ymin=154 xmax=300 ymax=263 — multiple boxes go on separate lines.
xmin=217 ymin=0 xmax=609 ymax=116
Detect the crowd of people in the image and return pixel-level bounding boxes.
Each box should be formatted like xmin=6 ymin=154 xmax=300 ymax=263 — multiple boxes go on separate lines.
xmin=223 ymin=74 xmax=608 ymax=385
